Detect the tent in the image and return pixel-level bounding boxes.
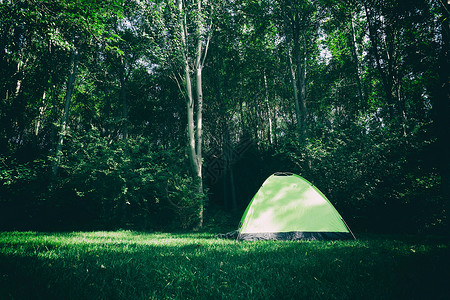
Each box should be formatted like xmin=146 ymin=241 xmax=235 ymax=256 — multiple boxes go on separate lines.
xmin=237 ymin=172 xmax=355 ymax=241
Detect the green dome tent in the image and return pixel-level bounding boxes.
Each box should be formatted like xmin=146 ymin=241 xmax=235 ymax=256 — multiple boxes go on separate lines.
xmin=237 ymin=172 xmax=355 ymax=241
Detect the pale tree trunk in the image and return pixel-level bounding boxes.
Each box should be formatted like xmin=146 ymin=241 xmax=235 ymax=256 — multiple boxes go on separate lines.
xmin=365 ymin=4 xmax=408 ymax=137
xmin=14 ymin=60 xmax=24 ymax=98
xmin=298 ymin=35 xmax=312 ymax=171
xmin=263 ymin=70 xmax=273 ymax=146
xmin=296 ymin=33 xmax=307 ymax=140
xmin=284 ymin=8 xmax=307 ymax=141
xmin=177 ymin=0 xmax=211 ymax=229
xmin=284 ymin=6 xmax=312 ymax=170
xmin=272 ymin=91 xmax=279 ymax=147
xmin=283 ymin=9 xmax=301 ymax=136
xmin=364 ymin=4 xmax=398 ymax=117
xmin=34 ymin=90 xmax=46 ymax=148
xmin=195 ymin=66 xmax=204 ymax=226
xmin=364 ymin=4 xmax=390 ymax=103
xmin=119 ymin=58 xmax=129 ymax=143
xmin=292 ymin=9 xmax=307 ymax=140
xmin=349 ymin=11 xmax=364 ymax=105
xmin=118 ymin=59 xmax=130 ymax=225
xmin=288 ymin=40 xmax=302 ymax=134
xmin=52 ymin=48 xmax=78 ymax=177
xmin=50 ymin=85 xmax=58 ymax=147
xmin=437 ymin=0 xmax=450 ymax=224
xmin=287 ymin=50 xmax=302 ymax=135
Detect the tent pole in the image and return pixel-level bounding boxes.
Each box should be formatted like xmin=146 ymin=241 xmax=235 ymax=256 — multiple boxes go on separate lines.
xmin=342 ymin=218 xmax=357 ymax=240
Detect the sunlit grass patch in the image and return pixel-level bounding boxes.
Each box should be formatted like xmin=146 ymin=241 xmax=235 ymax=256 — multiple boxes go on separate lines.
xmin=0 ymin=231 xmax=449 ymax=299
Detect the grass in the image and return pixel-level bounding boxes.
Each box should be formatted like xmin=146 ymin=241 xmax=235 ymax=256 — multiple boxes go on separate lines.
xmin=0 ymin=231 xmax=449 ymax=299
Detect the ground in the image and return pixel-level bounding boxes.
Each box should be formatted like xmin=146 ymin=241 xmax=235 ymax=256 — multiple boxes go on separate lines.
xmin=0 ymin=231 xmax=449 ymax=299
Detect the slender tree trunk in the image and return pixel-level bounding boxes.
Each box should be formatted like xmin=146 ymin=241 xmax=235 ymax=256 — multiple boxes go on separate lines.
xmin=283 ymin=7 xmax=302 ymax=138
xmin=285 ymin=8 xmax=307 ymax=141
xmin=178 ymin=0 xmax=198 ymax=177
xmin=436 ymin=0 xmax=450 ymax=222
xmin=34 ymin=90 xmax=46 ymax=148
xmin=184 ymin=59 xmax=198 ymax=180
xmin=364 ymin=4 xmax=392 ymax=104
xmin=50 ymin=84 xmax=58 ymax=146
xmin=263 ymin=70 xmax=273 ymax=146
xmin=287 ymin=48 xmax=302 ymax=135
xmin=118 ymin=59 xmax=129 ymax=225
xmin=14 ymin=59 xmax=25 ymax=98
xmin=272 ymin=91 xmax=279 ymax=147
xmin=365 ymin=4 xmax=408 ymax=138
xmin=119 ymin=59 xmax=128 ymax=143
xmin=286 ymin=7 xmax=312 ymax=169
xmin=292 ymin=10 xmax=308 ymax=140
xmin=120 ymin=83 xmax=128 ymax=140
xmin=177 ymin=0 xmax=211 ymax=229
xmin=53 ymin=48 xmax=78 ymax=177
xmin=296 ymin=33 xmax=307 ymax=139
xmin=195 ymin=65 xmax=204 ymax=227
xmin=349 ymin=11 xmax=364 ymax=105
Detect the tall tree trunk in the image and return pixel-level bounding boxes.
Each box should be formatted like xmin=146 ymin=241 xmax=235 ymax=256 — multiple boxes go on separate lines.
xmin=50 ymin=84 xmax=58 ymax=146
xmin=296 ymin=32 xmax=307 ymax=139
xmin=285 ymin=6 xmax=312 ymax=170
xmin=287 ymin=52 xmax=302 ymax=135
xmin=14 ymin=60 xmax=24 ymax=98
xmin=284 ymin=12 xmax=302 ymax=138
xmin=52 ymin=48 xmax=78 ymax=177
xmin=118 ymin=59 xmax=129 ymax=225
xmin=349 ymin=11 xmax=364 ymax=106
xmin=436 ymin=0 xmax=450 ymax=222
xmin=195 ymin=65 xmax=204 ymax=227
xmin=365 ymin=4 xmax=408 ymax=138
xmin=284 ymin=7 xmax=307 ymax=141
xmin=34 ymin=90 xmax=46 ymax=148
xmin=364 ymin=4 xmax=394 ymax=108
xmin=119 ymin=59 xmax=128 ymax=143
xmin=177 ymin=0 xmax=211 ymax=229
xmin=263 ymin=70 xmax=273 ymax=146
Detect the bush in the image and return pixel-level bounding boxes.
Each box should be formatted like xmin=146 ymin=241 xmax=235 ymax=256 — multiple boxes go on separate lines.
xmin=0 ymin=128 xmax=207 ymax=231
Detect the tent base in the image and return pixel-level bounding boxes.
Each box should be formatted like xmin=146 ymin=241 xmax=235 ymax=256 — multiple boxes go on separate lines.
xmin=237 ymin=231 xmax=354 ymax=241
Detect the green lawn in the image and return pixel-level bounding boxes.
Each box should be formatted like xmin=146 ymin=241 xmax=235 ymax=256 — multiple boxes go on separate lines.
xmin=0 ymin=231 xmax=449 ymax=299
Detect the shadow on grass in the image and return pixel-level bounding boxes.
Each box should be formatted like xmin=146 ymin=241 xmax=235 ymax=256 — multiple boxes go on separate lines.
xmin=0 ymin=232 xmax=449 ymax=299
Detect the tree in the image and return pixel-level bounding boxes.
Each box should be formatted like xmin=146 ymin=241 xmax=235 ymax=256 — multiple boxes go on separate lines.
xmin=52 ymin=40 xmax=78 ymax=176
xmin=176 ymin=0 xmax=212 ymax=228
xmin=48 ymin=0 xmax=124 ymax=176
xmin=141 ymin=0 xmax=213 ymax=228
xmin=280 ymin=0 xmax=318 ymax=141
xmin=433 ymin=0 xmax=450 ymax=222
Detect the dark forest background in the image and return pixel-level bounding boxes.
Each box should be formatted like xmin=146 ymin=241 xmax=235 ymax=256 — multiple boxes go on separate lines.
xmin=0 ymin=0 xmax=448 ymax=233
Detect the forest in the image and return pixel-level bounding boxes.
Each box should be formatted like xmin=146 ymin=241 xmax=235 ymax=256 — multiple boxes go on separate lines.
xmin=0 ymin=0 xmax=449 ymax=233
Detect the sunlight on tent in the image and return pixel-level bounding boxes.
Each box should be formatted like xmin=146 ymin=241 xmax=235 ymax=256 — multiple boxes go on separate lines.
xmin=238 ymin=173 xmax=355 ymax=240
xmin=301 ymin=188 xmax=327 ymax=207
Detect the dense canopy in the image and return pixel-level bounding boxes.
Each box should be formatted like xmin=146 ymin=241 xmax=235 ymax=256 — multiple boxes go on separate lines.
xmin=0 ymin=0 xmax=448 ymax=233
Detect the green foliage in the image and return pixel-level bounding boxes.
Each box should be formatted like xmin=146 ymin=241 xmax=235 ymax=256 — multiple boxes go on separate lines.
xmin=0 ymin=156 xmax=50 ymax=230
xmin=49 ymin=128 xmax=206 ymax=230
xmin=0 ymin=231 xmax=449 ymax=299
xmin=277 ymin=109 xmax=443 ymax=233
xmin=0 ymin=0 xmax=447 ymax=233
